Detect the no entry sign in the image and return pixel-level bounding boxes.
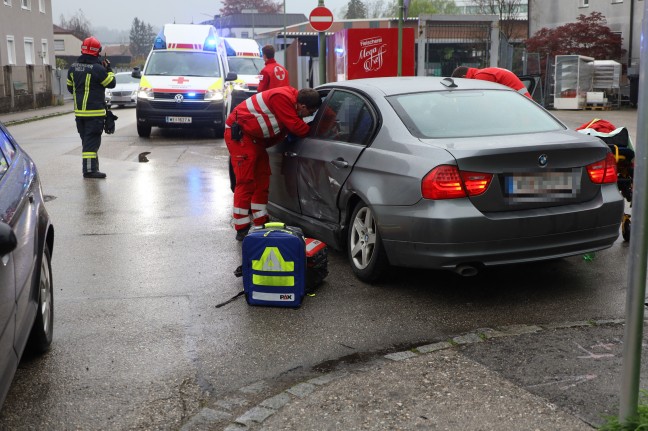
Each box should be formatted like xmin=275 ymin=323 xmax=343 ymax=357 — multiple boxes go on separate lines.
xmin=309 ymin=6 xmax=334 ymax=32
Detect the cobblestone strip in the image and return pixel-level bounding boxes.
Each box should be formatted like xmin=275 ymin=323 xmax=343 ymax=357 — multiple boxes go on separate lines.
xmin=215 ymin=319 xmax=629 ymax=430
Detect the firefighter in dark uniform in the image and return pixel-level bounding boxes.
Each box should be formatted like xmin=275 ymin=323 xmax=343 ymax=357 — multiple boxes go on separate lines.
xmin=67 ymin=36 xmax=115 ymax=179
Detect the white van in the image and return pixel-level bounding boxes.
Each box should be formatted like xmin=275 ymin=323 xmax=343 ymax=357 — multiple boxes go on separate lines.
xmin=133 ymin=24 xmax=237 ymax=138
xmin=220 ymin=38 xmax=264 ymax=114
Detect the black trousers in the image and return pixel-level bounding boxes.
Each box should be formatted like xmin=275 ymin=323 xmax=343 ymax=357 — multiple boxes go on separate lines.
xmin=75 ymin=117 xmax=104 ymax=173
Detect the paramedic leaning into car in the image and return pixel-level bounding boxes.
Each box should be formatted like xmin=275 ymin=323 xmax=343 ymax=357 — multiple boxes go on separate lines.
xmin=257 ymin=45 xmax=290 ymax=92
xmin=225 ymin=86 xmax=321 ymax=241
xmin=67 ymin=36 xmax=115 ymax=179
xmin=451 ymin=66 xmax=531 ymax=99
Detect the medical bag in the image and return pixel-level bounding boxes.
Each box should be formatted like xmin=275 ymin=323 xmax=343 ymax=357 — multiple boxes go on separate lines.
xmin=242 ymin=222 xmax=306 ymax=308
xmin=305 ymin=238 xmax=328 ymax=292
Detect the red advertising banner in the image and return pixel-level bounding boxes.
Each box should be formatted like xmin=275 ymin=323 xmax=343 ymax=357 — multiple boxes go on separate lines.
xmin=334 ymin=28 xmax=415 ymax=81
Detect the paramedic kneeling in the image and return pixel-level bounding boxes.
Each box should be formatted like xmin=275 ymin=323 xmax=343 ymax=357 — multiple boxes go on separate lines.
xmin=225 ymin=87 xmax=322 ymax=241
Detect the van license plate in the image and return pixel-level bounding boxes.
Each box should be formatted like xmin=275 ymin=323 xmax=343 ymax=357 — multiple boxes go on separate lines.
xmin=166 ymin=116 xmax=192 ymax=124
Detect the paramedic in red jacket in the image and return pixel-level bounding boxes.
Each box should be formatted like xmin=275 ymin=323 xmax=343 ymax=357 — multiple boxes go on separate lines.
xmin=226 ymin=86 xmax=322 ymax=240
xmin=257 ymin=45 xmax=290 ymax=92
xmin=451 ymin=66 xmax=532 ymax=98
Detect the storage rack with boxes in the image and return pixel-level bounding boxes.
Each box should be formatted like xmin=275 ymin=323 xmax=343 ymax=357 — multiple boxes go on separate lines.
xmin=553 ymin=55 xmax=594 ymax=110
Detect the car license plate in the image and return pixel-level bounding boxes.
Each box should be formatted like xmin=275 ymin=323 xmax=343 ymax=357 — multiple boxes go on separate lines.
xmin=166 ymin=116 xmax=192 ymax=124
xmin=505 ymin=171 xmax=575 ymax=196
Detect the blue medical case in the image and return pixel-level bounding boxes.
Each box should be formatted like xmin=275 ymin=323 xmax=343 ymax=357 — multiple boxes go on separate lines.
xmin=242 ymin=222 xmax=306 ymax=308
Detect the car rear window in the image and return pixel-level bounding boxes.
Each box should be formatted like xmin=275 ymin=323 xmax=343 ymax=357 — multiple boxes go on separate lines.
xmin=387 ymin=90 xmax=565 ymax=139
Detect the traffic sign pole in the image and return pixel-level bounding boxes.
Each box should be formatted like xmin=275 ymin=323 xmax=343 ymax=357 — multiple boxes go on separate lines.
xmin=309 ymin=5 xmax=333 ymax=85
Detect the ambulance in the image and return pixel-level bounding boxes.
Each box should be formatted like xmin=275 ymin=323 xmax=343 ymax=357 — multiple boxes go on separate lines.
xmin=133 ymin=24 xmax=237 ymax=138
xmin=220 ymin=38 xmax=264 ymax=115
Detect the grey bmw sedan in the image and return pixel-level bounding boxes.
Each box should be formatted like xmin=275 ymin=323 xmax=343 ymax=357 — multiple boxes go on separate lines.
xmin=267 ymin=77 xmax=624 ymax=282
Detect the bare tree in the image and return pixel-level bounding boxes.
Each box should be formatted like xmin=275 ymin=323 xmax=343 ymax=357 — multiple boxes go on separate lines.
xmin=59 ymin=9 xmax=92 ymax=41
xmin=471 ymin=0 xmax=524 ymax=41
xmin=366 ymin=0 xmax=390 ymax=18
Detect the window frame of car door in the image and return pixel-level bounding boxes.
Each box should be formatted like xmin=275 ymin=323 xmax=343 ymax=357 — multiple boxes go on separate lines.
xmin=310 ymin=88 xmax=380 ymax=147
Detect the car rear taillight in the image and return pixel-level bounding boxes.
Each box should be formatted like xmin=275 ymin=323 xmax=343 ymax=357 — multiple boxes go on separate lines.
xmin=422 ymin=165 xmax=493 ymax=200
xmin=586 ymin=153 xmax=618 ymax=184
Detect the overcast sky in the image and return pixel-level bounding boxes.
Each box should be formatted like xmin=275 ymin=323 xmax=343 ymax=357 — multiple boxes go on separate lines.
xmin=51 ymin=0 xmax=348 ymax=32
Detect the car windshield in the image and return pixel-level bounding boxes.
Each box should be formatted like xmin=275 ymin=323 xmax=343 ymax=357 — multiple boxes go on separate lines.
xmin=144 ymin=51 xmax=222 ymax=77
xmin=115 ymin=74 xmax=140 ymax=84
xmin=227 ymin=57 xmax=264 ymax=74
xmin=388 ymin=90 xmax=564 ymax=139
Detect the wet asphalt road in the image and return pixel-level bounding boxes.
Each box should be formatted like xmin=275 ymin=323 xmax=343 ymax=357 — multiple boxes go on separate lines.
xmin=0 ymin=107 xmax=634 ymax=429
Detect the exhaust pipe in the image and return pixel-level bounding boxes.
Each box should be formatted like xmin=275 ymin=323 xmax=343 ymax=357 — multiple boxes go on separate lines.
xmin=454 ymin=264 xmax=479 ymax=277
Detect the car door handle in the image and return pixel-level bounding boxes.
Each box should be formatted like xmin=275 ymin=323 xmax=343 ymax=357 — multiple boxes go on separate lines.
xmin=330 ymin=158 xmax=349 ymax=169
xmin=28 ymin=193 xmax=34 ymax=203
xmin=283 ymin=152 xmax=297 ymax=157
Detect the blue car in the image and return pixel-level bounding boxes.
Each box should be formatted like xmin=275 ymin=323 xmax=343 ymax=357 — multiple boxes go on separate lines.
xmin=0 ymin=121 xmax=54 ymax=407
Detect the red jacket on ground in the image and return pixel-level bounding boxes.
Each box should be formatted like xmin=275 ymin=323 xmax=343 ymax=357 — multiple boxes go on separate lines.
xmin=466 ymin=67 xmax=531 ymax=98
xmin=226 ymin=86 xmax=309 ymax=146
xmin=257 ymin=58 xmax=290 ymax=92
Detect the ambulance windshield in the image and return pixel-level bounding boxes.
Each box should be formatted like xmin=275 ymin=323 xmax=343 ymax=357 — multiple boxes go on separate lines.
xmin=145 ymin=51 xmax=222 ymax=77
xmin=227 ymin=57 xmax=264 ymax=75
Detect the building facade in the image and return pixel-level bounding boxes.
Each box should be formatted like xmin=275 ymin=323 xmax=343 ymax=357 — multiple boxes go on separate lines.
xmin=0 ymin=0 xmax=56 ymax=112
xmin=53 ymin=24 xmax=82 ymax=63
xmin=529 ymin=0 xmax=642 ymax=70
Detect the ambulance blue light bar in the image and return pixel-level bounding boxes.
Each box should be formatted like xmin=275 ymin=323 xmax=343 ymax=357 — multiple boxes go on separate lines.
xmin=204 ymin=38 xmax=217 ymax=51
xmin=153 ymin=29 xmax=166 ymax=50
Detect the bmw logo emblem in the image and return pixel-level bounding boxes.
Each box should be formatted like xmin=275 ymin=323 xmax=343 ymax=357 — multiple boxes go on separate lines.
xmin=538 ymin=154 xmax=548 ymax=167
xmin=174 ymin=94 xmax=184 ymax=103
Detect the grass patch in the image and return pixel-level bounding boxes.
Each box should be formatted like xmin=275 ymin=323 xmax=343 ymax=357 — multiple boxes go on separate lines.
xmin=599 ymin=390 xmax=648 ymax=430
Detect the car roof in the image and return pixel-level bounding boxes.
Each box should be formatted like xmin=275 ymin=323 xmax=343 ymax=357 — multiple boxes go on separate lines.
xmin=318 ymin=76 xmax=511 ymax=96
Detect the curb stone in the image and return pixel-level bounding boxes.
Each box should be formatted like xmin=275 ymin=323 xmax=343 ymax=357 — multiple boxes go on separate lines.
xmin=4 ymin=110 xmax=72 ymax=126
xmin=185 ymin=319 xmax=629 ymax=430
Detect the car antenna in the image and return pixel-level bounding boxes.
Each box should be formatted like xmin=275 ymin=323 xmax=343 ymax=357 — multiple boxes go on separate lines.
xmin=441 ymin=77 xmax=458 ymax=88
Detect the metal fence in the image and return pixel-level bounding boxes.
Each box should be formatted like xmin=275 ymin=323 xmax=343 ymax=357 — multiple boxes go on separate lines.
xmin=417 ymin=20 xmax=495 ymax=77
xmin=0 ymin=65 xmax=54 ymax=113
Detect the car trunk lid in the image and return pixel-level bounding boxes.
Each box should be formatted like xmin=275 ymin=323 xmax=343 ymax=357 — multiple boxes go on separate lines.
xmin=420 ymin=130 xmax=612 ymax=212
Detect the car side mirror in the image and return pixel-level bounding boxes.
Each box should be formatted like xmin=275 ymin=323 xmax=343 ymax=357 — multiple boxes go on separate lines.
xmin=131 ymin=68 xmax=142 ymax=79
xmin=225 ymin=72 xmax=238 ymax=82
xmin=0 ymin=222 xmax=17 ymax=255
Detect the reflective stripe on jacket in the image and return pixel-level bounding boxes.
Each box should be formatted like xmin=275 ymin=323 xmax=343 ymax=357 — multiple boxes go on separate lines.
xmin=67 ymin=54 xmax=116 ymax=117
xmin=225 ymin=86 xmax=309 ymax=142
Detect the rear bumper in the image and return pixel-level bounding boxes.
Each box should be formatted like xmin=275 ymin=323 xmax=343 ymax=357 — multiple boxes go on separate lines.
xmin=377 ymin=186 xmax=624 ymax=269
xmin=136 ymin=99 xmax=225 ymax=128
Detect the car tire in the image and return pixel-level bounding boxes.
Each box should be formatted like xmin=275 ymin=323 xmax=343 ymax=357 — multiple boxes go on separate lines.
xmin=27 ymin=243 xmax=53 ymax=354
xmin=137 ymin=123 xmax=151 ymax=138
xmin=347 ymin=202 xmax=388 ymax=283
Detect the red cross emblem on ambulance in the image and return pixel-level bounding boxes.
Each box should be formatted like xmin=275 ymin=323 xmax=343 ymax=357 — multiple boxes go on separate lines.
xmin=273 ymin=66 xmax=286 ymax=81
xmin=172 ymin=77 xmax=189 ymax=84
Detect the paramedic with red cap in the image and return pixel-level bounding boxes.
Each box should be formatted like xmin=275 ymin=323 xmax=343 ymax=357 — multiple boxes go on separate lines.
xmin=225 ymin=86 xmax=321 ymax=241
xmin=67 ymin=36 xmax=116 ymax=178
xmin=451 ymin=66 xmax=532 ymax=99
